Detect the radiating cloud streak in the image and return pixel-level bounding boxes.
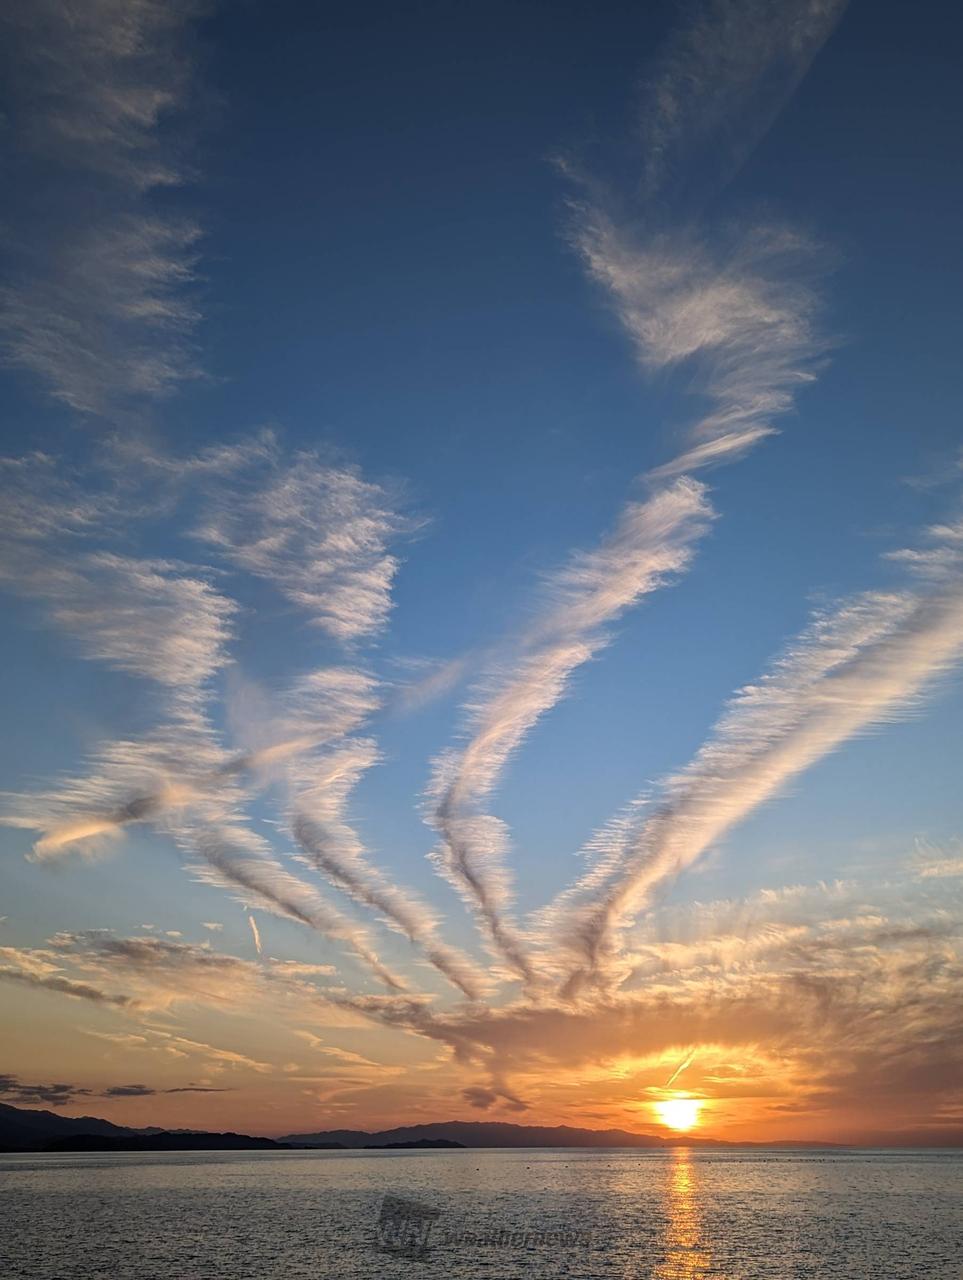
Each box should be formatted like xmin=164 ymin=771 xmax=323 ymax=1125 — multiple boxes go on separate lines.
xmin=0 ymin=445 xmax=418 ymax=993
xmin=6 ymin=0 xmax=961 ymax=1143
xmin=562 ymin=0 xmax=840 ymax=480
xmin=289 ymin=740 xmax=489 ymax=1000
xmin=550 ymin=573 xmax=963 ymax=996
xmin=376 ymin=860 xmax=963 ymax=1114
xmin=5 ymin=724 xmax=409 ymax=993
xmin=7 ymin=666 xmax=385 ymax=860
xmin=427 ymin=478 xmax=712 ymax=983
xmin=167 ymin=755 xmax=409 ymax=995
xmin=0 ymin=454 xmax=402 ymax=951
xmin=425 ymin=0 xmax=841 ymax=984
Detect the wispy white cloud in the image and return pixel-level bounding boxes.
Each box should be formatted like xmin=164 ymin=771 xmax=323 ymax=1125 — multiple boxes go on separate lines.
xmin=0 ymin=452 xmax=115 ymax=543
xmin=573 ymin=215 xmax=824 ymax=477
xmin=635 ymin=0 xmax=848 ymax=205
xmin=0 ymin=217 xmax=203 ymax=416
xmin=1 ymin=0 xmax=204 ymax=189
xmin=0 ymin=943 xmax=134 ymax=1007
xmin=288 ymin=738 xmax=489 ymax=1000
xmin=0 ymin=455 xmax=413 ymax=994
xmin=195 ymin=452 xmax=413 ymax=643
xmin=418 ymin=0 xmax=841 ymax=986
xmin=561 ymin=0 xmax=841 ymax=480
xmin=427 ymin=478 xmax=712 ymax=982
xmin=886 ymin=516 xmax=963 ymax=582
xmin=0 ymin=438 xmax=436 ymax=998
xmin=390 ymin=655 xmax=471 ymax=714
xmin=0 ymin=0 xmax=205 ymax=415
xmin=19 ymin=552 xmax=235 ymax=696
xmin=912 ymin=839 xmax=963 ymax=881
xmin=3 ymin=711 xmax=410 ymax=993
xmin=0 ymin=460 xmax=236 ymax=746
xmin=247 ymin=667 xmax=383 ymax=766
xmin=548 ymin=568 xmax=963 ymax=996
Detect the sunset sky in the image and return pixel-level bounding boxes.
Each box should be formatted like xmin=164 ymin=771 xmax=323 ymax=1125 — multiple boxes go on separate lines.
xmin=1 ymin=0 xmax=962 ymax=1146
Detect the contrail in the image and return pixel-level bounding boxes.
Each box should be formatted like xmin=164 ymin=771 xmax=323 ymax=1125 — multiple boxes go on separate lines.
xmin=665 ymin=1049 xmax=696 ymax=1089
xmin=247 ymin=913 xmax=262 ymax=957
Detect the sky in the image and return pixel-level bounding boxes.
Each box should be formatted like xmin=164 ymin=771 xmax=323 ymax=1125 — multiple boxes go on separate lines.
xmin=0 ymin=0 xmax=962 ymax=1145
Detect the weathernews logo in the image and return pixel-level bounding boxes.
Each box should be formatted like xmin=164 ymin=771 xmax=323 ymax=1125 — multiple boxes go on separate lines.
xmin=375 ymin=1193 xmax=593 ymax=1262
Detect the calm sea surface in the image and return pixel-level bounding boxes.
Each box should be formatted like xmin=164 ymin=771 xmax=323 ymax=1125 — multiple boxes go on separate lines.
xmin=1 ymin=1147 xmax=960 ymax=1279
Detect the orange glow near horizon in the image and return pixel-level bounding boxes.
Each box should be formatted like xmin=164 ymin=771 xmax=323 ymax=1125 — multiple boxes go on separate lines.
xmin=653 ymin=1097 xmax=704 ymax=1132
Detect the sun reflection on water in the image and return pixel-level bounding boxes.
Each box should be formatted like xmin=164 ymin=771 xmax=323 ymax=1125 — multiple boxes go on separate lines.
xmin=655 ymin=1149 xmax=712 ymax=1279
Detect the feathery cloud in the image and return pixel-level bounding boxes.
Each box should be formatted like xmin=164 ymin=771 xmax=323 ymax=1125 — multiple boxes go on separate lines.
xmin=0 ymin=217 xmax=203 ymax=416
xmin=289 ymin=739 xmax=489 ymax=1000
xmin=0 ymin=944 xmax=134 ymax=1007
xmin=549 ymin=571 xmax=963 ymax=996
xmin=574 ymin=217 xmax=825 ymax=476
xmin=0 ymin=0 xmax=205 ymax=188
xmin=180 ymin=818 xmax=409 ymax=993
xmin=422 ymin=0 xmax=843 ymax=986
xmin=29 ymin=553 xmax=234 ymax=695
xmin=195 ymin=453 xmax=413 ymax=643
xmin=635 ymin=0 xmax=848 ymax=205
xmin=0 ymin=0 xmax=205 ymax=415
xmin=427 ymin=478 xmax=712 ymax=982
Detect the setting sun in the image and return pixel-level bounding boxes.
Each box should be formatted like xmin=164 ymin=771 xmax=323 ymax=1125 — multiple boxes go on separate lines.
xmin=653 ymin=1098 xmax=704 ymax=1132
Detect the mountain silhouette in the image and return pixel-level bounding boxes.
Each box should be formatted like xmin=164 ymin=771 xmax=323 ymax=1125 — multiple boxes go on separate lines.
xmin=0 ymin=1102 xmax=296 ymax=1153
xmin=281 ymin=1120 xmax=836 ymax=1149
xmin=2 ymin=1103 xmax=848 ymax=1153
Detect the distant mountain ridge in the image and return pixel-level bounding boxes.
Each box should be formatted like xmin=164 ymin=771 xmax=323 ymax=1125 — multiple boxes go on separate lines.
xmin=0 ymin=1101 xmax=163 ymax=1147
xmin=280 ymin=1119 xmax=837 ymax=1149
xmin=2 ymin=1104 xmax=838 ymax=1152
xmin=0 ymin=1102 xmax=291 ymax=1153
xmin=5 ymin=1102 xmax=961 ymax=1151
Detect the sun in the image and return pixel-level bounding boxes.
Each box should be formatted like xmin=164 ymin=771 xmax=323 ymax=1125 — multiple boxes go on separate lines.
xmin=653 ymin=1097 xmax=703 ymax=1132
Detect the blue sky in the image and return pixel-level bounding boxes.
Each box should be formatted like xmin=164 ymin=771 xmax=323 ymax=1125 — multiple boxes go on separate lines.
xmin=1 ymin=0 xmax=962 ymax=1141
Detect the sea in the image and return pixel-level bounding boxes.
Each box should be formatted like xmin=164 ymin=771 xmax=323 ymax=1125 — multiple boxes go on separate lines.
xmin=1 ymin=1147 xmax=960 ymax=1278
